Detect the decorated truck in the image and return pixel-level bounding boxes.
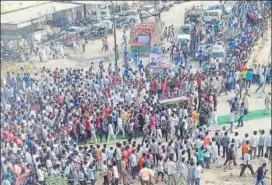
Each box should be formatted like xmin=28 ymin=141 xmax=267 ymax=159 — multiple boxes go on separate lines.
xmin=130 ymin=19 xmax=156 ymax=55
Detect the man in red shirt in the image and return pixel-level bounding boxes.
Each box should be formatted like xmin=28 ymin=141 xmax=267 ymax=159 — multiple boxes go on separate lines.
xmin=85 ymin=117 xmax=91 ymax=142
xmin=196 ymin=75 xmax=202 ymax=91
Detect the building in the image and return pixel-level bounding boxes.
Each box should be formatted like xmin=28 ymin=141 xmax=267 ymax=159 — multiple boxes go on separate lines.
xmin=1 ymin=1 xmax=84 ymax=46
xmin=69 ymin=1 xmax=110 ymax=21
xmin=1 ymin=1 xmax=50 ymax=14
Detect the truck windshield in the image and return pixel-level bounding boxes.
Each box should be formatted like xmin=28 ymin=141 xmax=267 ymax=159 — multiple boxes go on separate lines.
xmin=211 ymin=52 xmax=224 ymax=58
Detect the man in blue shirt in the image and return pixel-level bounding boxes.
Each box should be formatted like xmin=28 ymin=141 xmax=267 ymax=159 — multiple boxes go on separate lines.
xmin=138 ymin=60 xmax=144 ymax=73
xmin=255 ymin=163 xmax=267 ymax=185
xmin=246 ymin=69 xmax=253 ymax=88
xmin=198 ymin=50 xmax=204 ymax=67
xmin=123 ymin=67 xmax=130 ymax=79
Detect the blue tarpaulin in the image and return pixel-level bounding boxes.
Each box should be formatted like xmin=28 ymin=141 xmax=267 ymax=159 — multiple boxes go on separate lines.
xmin=152 ymin=47 xmax=159 ymax=54
xmin=228 ymin=40 xmax=238 ymax=48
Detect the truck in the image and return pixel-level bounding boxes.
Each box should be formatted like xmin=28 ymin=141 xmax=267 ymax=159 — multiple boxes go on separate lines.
xmin=184 ymin=5 xmax=204 ymax=25
xmin=210 ymin=42 xmax=227 ymax=65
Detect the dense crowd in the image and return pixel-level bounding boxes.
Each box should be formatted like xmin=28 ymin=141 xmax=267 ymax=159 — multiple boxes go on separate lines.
xmin=1 ymin=1 xmax=271 ymax=185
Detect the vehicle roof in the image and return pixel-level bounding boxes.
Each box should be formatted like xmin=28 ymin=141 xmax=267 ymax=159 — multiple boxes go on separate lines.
xmin=100 ymin=20 xmax=112 ymax=23
xmin=123 ymin=10 xmax=138 ymax=13
xmin=208 ymin=3 xmax=224 ymax=8
xmin=68 ymin=26 xmax=87 ymax=30
xmin=178 ymin=34 xmax=191 ymax=40
xmin=212 ymin=45 xmax=225 ymax=52
xmin=181 ymin=24 xmax=192 ymax=28
xmin=141 ymin=4 xmax=153 ymax=8
xmin=93 ymin=23 xmax=108 ymax=27
xmin=204 ymin=9 xmax=223 ymax=13
xmin=141 ymin=8 xmax=155 ymax=14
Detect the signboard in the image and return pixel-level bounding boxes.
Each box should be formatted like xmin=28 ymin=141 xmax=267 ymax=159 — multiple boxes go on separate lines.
xmin=149 ymin=54 xmax=170 ymax=69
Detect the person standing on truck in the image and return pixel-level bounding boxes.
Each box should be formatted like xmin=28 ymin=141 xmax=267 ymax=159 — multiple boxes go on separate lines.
xmin=122 ymin=31 xmax=127 ymax=47
xmin=167 ymin=26 xmax=172 ymax=41
xmin=101 ymin=37 xmax=106 ymax=51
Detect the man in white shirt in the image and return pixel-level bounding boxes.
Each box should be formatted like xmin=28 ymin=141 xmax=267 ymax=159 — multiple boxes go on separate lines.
xmin=210 ymin=108 xmax=218 ymax=131
xmin=107 ymin=122 xmax=116 ymax=144
xmin=1 ymin=176 xmax=11 ymax=185
xmin=211 ymin=138 xmax=219 ymax=167
xmin=37 ymin=165 xmax=46 ymax=184
xmin=167 ymin=157 xmax=177 ymax=176
xmin=129 ymin=150 xmax=138 ymax=179
xmin=115 ymin=116 xmax=125 ymax=138
xmin=265 ymin=130 xmax=272 ymax=159
xmin=239 ymin=150 xmax=254 ymax=177
xmin=194 ymin=161 xmax=202 ymax=185
xmin=25 ymin=149 xmax=33 ymax=165
xmin=250 ymin=131 xmax=259 ymax=159
xmin=258 ymin=130 xmax=266 ymax=157
xmin=169 ymin=114 xmax=176 ymax=139
xmin=226 ymin=110 xmax=235 ymax=133
xmin=233 ymin=132 xmax=241 ymax=157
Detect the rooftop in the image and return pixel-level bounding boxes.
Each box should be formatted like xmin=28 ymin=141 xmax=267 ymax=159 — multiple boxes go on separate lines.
xmin=1 ymin=2 xmax=82 ymax=25
xmin=1 ymin=1 xmax=50 ymax=14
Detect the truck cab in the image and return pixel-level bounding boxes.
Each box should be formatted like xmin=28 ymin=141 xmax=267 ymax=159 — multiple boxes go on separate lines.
xmin=211 ymin=43 xmax=226 ymax=64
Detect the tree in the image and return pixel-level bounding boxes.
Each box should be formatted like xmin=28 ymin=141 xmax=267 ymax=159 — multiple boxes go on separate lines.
xmin=139 ymin=2 xmax=165 ymax=48
xmin=139 ymin=4 xmax=165 ymax=21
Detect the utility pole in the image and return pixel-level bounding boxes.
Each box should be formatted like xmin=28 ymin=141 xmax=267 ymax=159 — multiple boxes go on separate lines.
xmin=111 ymin=2 xmax=118 ymax=70
xmin=154 ymin=1 xmax=162 ymax=49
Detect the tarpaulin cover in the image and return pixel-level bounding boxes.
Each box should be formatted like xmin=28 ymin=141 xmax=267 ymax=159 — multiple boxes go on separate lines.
xmin=130 ymin=20 xmax=156 ymax=45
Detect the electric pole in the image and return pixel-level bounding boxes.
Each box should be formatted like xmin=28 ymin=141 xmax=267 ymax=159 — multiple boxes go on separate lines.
xmin=111 ymin=2 xmax=118 ymax=71
xmin=154 ymin=1 xmax=163 ymax=49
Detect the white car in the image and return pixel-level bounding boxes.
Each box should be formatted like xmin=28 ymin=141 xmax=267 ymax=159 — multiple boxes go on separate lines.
xmin=162 ymin=2 xmax=170 ymax=11
xmin=207 ymin=3 xmax=232 ymax=15
xmin=122 ymin=10 xmax=140 ymax=24
xmin=140 ymin=4 xmax=154 ymax=11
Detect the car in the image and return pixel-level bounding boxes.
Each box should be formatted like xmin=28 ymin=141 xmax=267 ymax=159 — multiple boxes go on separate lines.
xmin=140 ymin=4 xmax=153 ymax=11
xmin=92 ymin=21 xmax=113 ymax=34
xmin=61 ymin=26 xmax=90 ymax=43
xmin=122 ymin=10 xmax=140 ymax=25
xmin=184 ymin=7 xmax=203 ymax=24
xmin=162 ymin=2 xmax=170 ymax=11
xmin=174 ymin=0 xmax=183 ymax=4
xmin=179 ymin=24 xmax=193 ymax=34
xmin=207 ymin=3 xmax=232 ymax=15
xmin=203 ymin=9 xmax=223 ymax=23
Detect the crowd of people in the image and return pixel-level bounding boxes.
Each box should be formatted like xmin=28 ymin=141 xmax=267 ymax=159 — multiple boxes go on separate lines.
xmin=0 ymin=1 xmax=271 ymax=185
